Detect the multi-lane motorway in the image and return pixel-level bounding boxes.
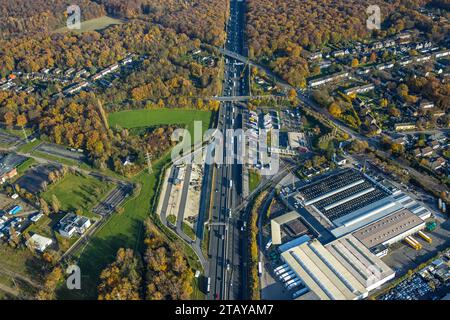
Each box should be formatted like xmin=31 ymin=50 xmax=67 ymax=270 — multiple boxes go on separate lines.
xmin=207 ymin=0 xmax=247 ymax=300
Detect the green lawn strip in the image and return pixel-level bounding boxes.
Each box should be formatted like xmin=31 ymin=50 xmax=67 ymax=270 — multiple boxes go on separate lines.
xmin=16 ymin=158 xmax=36 ymax=174
xmin=0 ymin=127 xmax=32 ymax=138
xmin=41 ymin=173 xmax=113 ymax=219
xmin=182 ymin=222 xmax=196 ymax=241
xmin=166 ymin=214 xmax=177 ymax=225
xmin=17 ymin=139 xmax=42 ymax=153
xmin=249 ymin=169 xmax=261 ymax=193
xmin=0 ymin=244 xmax=43 ymax=283
xmin=31 ymin=151 xmax=79 ymax=167
xmin=201 ymin=225 xmax=210 ymax=258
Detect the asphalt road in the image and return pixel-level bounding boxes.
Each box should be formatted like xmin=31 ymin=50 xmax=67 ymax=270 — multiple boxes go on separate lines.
xmin=207 ymin=0 xmax=247 ymax=300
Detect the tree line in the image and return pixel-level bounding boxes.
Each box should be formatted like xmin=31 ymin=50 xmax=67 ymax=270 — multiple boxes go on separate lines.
xmin=97 ymin=219 xmax=194 ymax=300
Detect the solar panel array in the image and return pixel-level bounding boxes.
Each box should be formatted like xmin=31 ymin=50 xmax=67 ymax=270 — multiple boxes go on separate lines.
xmin=320 ymin=189 xmax=387 ymax=221
xmin=298 ymin=169 xmax=362 ymax=201
xmin=299 ymin=169 xmax=389 ymax=222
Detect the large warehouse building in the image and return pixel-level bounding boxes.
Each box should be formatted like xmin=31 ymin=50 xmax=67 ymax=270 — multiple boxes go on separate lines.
xmin=280 ymin=235 xmax=395 ymax=300
xmin=293 ymin=169 xmax=430 ymax=241
xmin=271 ymin=168 xmax=435 ymax=300
xmin=352 ymin=209 xmax=426 ymax=252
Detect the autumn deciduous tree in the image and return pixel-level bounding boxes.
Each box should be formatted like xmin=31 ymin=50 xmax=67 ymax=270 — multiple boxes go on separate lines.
xmin=391 ymin=143 xmax=405 ymax=155
xmin=4 ymin=111 xmax=15 ymax=127
xmin=40 ymin=198 xmax=50 ymax=215
xmin=328 ymin=102 xmax=342 ymax=118
xmin=51 ymin=194 xmax=61 ymax=213
xmin=98 ymin=248 xmax=142 ymax=300
xmin=16 ymin=114 xmax=27 ymax=127
xmin=36 ymin=266 xmax=63 ymax=300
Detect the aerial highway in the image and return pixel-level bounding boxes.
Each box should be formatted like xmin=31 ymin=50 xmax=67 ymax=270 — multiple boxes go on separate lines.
xmin=207 ymin=0 xmax=247 ymax=300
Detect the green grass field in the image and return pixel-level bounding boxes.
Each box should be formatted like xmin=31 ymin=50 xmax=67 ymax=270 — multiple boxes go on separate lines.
xmin=17 ymin=139 xmax=42 ymax=154
xmin=54 ymin=16 xmax=123 ymax=34
xmin=16 ymin=158 xmax=36 ymax=175
xmin=249 ymin=169 xmax=261 ymax=193
xmin=182 ymin=223 xmax=196 ymax=241
xmin=56 ymin=154 xmax=170 ymax=300
xmin=42 ymin=173 xmax=113 ymax=218
xmin=108 ymin=109 xmax=212 ymax=144
xmin=55 ymin=109 xmax=213 ymax=299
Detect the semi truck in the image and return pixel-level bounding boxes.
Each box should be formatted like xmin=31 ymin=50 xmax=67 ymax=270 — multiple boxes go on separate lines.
xmin=292 ymin=287 xmax=309 ymax=299
xmin=206 ymin=277 xmax=211 ymax=293
xmin=274 ymin=264 xmax=288 ymax=273
xmin=405 ymin=236 xmax=422 ymax=250
xmin=287 ymin=280 xmax=303 ymax=291
xmin=418 ymin=231 xmax=432 ymax=243
xmin=275 ymin=266 xmax=290 ymax=276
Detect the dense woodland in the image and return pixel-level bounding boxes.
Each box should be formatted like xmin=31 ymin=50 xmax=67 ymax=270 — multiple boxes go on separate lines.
xmin=0 ymin=0 xmax=105 ymax=39
xmin=98 ymin=248 xmax=143 ymax=300
xmin=0 ymin=19 xmax=221 ymax=171
xmin=0 ymin=0 xmax=228 ymax=44
xmin=144 ymin=222 xmax=194 ymax=300
xmin=246 ymin=0 xmax=434 ymax=86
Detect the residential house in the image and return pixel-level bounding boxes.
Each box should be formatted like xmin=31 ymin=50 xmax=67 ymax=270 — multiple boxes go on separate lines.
xmin=308 ymin=72 xmax=349 ymax=88
xmin=421 ymin=146 xmax=434 ymax=157
xmin=419 ymin=100 xmax=434 ymax=110
xmin=343 ymin=84 xmax=375 ymax=96
xmin=428 ymin=140 xmax=440 ymax=150
xmin=0 ymin=153 xmax=27 ymax=184
xmin=413 ymin=148 xmax=421 ymax=157
xmin=395 ymin=123 xmax=416 ymax=132
xmin=430 ymin=157 xmax=446 ymax=171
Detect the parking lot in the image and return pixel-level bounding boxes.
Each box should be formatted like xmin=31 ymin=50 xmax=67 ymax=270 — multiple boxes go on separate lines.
xmin=35 ymin=143 xmax=85 ymax=162
xmin=280 ymin=108 xmax=302 ymax=131
xmin=380 ymin=274 xmax=433 ymax=300
xmin=92 ymin=183 xmax=132 ymax=216
xmin=0 ymin=131 xmax=20 ymax=147
xmin=16 ymin=163 xmax=62 ymax=194
xmin=382 ymin=220 xmax=450 ymax=275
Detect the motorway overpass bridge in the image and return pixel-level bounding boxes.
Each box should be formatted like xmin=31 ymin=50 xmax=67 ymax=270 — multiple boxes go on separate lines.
xmin=208 ymin=94 xmax=284 ymax=102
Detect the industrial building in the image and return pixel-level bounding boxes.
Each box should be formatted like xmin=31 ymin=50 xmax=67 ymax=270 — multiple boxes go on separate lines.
xmin=279 ymin=235 xmax=395 ymax=300
xmin=270 ymin=168 xmax=436 ymax=299
xmin=290 ymin=168 xmax=431 ymax=248
xmin=352 ymin=209 xmax=426 ymax=256
xmin=26 ymin=234 xmax=53 ymax=253
xmin=271 ymin=211 xmax=307 ymax=245
xmin=58 ymin=213 xmax=91 ymax=238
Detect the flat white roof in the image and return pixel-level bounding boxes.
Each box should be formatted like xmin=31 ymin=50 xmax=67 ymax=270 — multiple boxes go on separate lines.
xmin=281 ymin=235 xmax=395 ymax=300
